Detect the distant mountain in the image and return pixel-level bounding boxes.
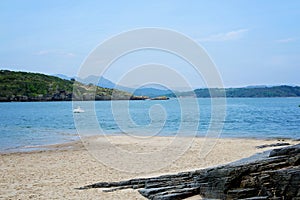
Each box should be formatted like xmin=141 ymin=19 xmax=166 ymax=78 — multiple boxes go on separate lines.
xmin=52 ymin=74 xmax=300 ymax=98
xmin=74 ymin=75 xmax=174 ymax=98
xmin=133 ymin=87 xmax=174 ymax=98
xmin=76 ymin=75 xmax=117 ymax=89
xmin=53 ymin=74 xmax=132 ymax=92
xmin=0 ymin=70 xmax=133 ymax=102
xmin=99 ymin=77 xmax=116 ymax=89
xmin=52 ymin=74 xmax=74 ymax=81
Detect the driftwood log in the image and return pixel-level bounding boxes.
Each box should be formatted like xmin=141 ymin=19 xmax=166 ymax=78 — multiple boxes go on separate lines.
xmin=78 ymin=144 xmax=300 ymax=199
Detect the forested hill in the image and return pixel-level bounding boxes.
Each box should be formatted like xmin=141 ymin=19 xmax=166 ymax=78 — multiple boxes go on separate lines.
xmin=0 ymin=70 xmax=132 ymax=102
xmin=1 ymin=70 xmax=299 ymax=101
xmin=183 ymin=86 xmax=300 ymax=98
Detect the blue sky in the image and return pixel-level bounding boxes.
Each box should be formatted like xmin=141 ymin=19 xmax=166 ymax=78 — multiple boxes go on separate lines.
xmin=0 ymin=0 xmax=299 ymax=87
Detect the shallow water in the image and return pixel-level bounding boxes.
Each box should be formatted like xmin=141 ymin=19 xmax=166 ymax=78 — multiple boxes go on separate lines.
xmin=0 ymin=98 xmax=299 ymax=151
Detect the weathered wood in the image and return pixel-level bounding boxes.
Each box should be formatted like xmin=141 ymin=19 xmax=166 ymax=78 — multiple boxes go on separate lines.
xmin=78 ymin=144 xmax=300 ymax=199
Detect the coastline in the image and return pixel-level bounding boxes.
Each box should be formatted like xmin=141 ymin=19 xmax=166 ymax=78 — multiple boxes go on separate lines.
xmin=1 ymin=133 xmax=298 ymax=154
xmin=0 ymin=135 xmax=298 ymax=199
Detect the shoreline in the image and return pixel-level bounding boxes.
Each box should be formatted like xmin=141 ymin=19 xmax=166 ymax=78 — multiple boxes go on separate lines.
xmin=1 ymin=133 xmax=299 ymax=154
xmin=1 ymin=96 xmax=300 ymax=103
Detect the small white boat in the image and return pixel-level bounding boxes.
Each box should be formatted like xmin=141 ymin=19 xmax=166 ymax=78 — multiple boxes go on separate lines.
xmin=73 ymin=106 xmax=85 ymax=113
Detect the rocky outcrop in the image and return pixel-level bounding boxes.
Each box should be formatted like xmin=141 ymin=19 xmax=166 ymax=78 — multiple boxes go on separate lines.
xmin=151 ymin=96 xmax=169 ymax=100
xmin=256 ymin=142 xmax=291 ymax=149
xmin=129 ymin=96 xmax=170 ymax=100
xmin=130 ymin=96 xmax=149 ymax=100
xmin=78 ymin=144 xmax=300 ymax=199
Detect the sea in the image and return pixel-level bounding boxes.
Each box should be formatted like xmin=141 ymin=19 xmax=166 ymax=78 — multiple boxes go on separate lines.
xmin=0 ymin=98 xmax=299 ymax=152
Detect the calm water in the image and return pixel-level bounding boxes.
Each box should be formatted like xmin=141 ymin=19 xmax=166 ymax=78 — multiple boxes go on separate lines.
xmin=0 ymin=98 xmax=299 ymax=152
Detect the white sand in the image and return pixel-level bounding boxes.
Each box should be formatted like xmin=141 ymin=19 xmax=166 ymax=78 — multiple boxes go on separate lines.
xmin=0 ymin=136 xmax=296 ymax=199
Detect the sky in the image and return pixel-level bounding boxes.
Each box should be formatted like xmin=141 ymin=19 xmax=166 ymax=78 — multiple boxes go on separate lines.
xmin=0 ymin=0 xmax=300 ymax=88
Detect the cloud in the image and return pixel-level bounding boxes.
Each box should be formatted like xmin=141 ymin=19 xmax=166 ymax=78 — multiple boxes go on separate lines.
xmin=199 ymin=29 xmax=249 ymax=42
xmin=34 ymin=50 xmax=75 ymax=57
xmin=35 ymin=50 xmax=51 ymax=56
xmin=276 ymin=37 xmax=298 ymax=43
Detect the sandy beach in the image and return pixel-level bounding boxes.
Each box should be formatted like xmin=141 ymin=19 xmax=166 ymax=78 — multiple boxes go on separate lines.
xmin=0 ymin=136 xmax=297 ymax=200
